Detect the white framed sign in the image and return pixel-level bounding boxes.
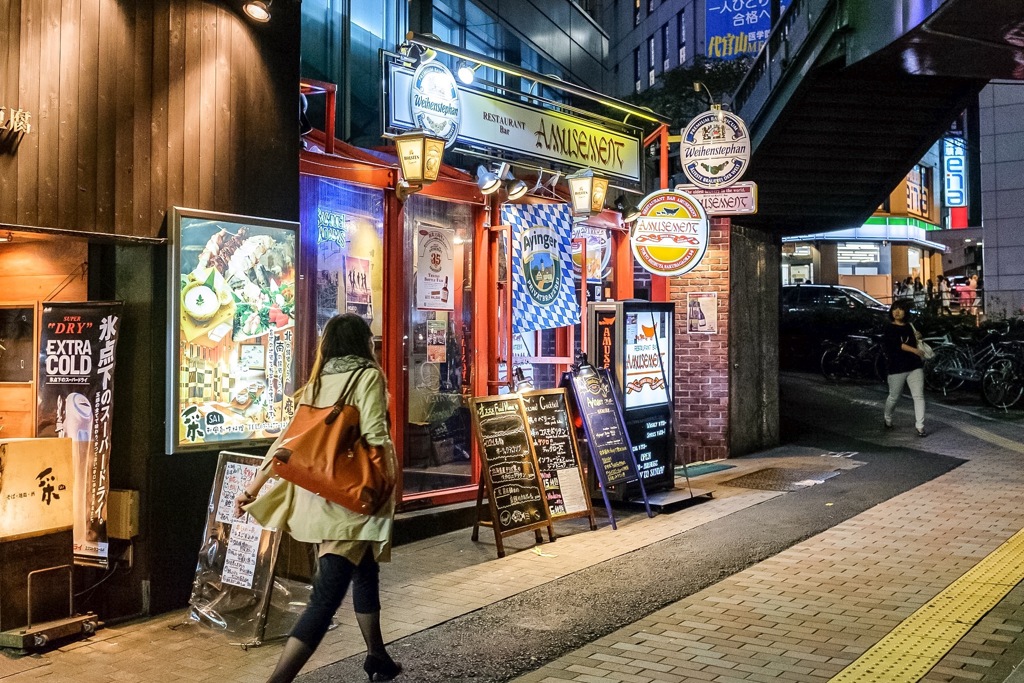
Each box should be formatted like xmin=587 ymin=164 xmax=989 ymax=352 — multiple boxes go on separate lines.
xmin=675 ymin=181 xmax=758 ymax=215
xmin=415 ymin=224 xmax=455 ymax=310
xmin=630 ymin=190 xmax=710 ymax=277
xmin=686 ymin=292 xmax=718 ymax=335
xmin=680 ymin=110 xmax=751 ymax=189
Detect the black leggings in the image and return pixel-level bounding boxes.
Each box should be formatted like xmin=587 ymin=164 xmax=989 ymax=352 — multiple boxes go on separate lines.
xmin=290 ymin=550 xmax=381 ymax=650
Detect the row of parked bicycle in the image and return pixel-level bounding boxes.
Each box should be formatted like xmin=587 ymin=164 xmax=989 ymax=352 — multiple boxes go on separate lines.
xmin=818 ymin=319 xmax=1024 ymax=409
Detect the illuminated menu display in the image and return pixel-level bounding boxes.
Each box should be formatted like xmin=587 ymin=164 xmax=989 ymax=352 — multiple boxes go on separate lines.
xmin=623 ymin=310 xmax=672 ymax=410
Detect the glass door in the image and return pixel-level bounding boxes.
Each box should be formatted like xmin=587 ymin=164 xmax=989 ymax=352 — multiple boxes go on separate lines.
xmin=402 ymin=195 xmax=475 ymax=497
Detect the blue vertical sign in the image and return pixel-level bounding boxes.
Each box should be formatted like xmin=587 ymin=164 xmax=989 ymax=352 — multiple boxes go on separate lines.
xmin=706 ymin=0 xmax=787 ymax=60
xmin=943 ymin=137 xmax=967 ymax=208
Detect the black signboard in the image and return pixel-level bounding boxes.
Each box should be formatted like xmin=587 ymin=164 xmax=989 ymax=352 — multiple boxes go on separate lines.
xmin=567 ymin=365 xmax=636 ymax=486
xmin=563 ymin=361 xmax=652 ymax=527
xmin=520 ymin=389 xmax=595 ymax=527
xmin=469 ymin=395 xmax=553 ymax=557
xmin=626 ymin=406 xmax=673 ymax=482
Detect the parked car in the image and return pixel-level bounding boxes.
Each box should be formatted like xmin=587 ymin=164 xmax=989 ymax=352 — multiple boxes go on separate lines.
xmin=780 ymin=284 xmax=890 ymax=370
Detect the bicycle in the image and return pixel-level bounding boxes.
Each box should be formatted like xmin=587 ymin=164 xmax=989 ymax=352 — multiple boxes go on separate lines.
xmin=923 ymin=321 xmax=1016 ymax=396
xmin=981 ymin=342 xmax=1024 ymax=409
xmin=820 ymin=333 xmax=887 ymax=383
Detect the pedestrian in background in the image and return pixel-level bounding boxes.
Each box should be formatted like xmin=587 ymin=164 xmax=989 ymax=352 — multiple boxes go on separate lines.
xmin=883 ymin=300 xmax=927 ymax=437
xmin=967 ymin=274 xmax=979 ymax=315
xmin=913 ymin=277 xmax=926 ymax=310
xmin=235 ymin=314 xmax=402 ymax=683
xmin=938 ymin=275 xmax=952 ymax=315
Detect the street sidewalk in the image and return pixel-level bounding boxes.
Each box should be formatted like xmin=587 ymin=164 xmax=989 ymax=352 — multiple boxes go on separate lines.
xmin=2 ymin=373 xmax=1022 ymax=682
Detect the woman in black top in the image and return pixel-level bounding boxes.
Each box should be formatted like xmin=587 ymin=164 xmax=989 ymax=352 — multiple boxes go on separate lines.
xmin=883 ymin=300 xmax=927 ymax=436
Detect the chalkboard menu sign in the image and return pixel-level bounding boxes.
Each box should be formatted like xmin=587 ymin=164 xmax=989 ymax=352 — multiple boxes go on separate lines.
xmin=566 ymin=364 xmax=638 ymax=486
xmin=469 ymin=396 xmax=553 ymax=556
xmin=521 ymin=389 xmax=594 ymax=523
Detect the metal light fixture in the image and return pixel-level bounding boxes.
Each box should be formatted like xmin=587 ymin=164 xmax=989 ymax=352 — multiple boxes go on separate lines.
xmin=476 ymin=165 xmax=501 ymax=195
xmin=615 ymin=196 xmax=641 ymax=223
xmin=0 ymin=231 xmax=12 ymax=243
xmin=456 ymin=60 xmax=480 ymax=85
xmin=493 ymin=162 xmax=528 ymax=200
xmin=387 ymin=129 xmax=446 ymax=201
xmin=243 ymin=0 xmax=271 ymax=22
xmin=693 ymin=81 xmax=725 ymax=122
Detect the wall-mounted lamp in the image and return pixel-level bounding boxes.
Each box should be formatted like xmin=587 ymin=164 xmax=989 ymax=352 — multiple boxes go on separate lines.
xmin=0 ymin=231 xmax=13 ymax=243
xmin=693 ymin=81 xmax=725 ymax=122
xmin=476 ymin=165 xmax=501 ymax=195
xmin=615 ymin=196 xmax=641 ymax=224
xmin=456 ymin=60 xmax=480 ymax=85
xmin=385 ymin=129 xmax=446 ymax=201
xmin=243 ymin=0 xmax=271 ymax=22
xmin=566 ymin=168 xmax=607 ymax=216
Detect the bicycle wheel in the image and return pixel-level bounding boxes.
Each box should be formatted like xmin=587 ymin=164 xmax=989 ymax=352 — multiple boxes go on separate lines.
xmin=820 ymin=345 xmax=845 ymax=382
xmin=872 ymin=348 xmax=889 ymax=384
xmin=982 ymin=357 xmax=1024 ymax=409
xmin=925 ymin=346 xmax=966 ymax=393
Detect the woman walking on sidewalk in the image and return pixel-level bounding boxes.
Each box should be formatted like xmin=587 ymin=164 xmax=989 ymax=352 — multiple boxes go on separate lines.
xmin=234 ymin=314 xmax=402 ymax=683
xmin=883 ymin=300 xmax=928 ymax=436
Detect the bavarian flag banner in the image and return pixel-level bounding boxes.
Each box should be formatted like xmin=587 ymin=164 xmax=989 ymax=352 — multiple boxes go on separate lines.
xmin=502 ymin=203 xmax=579 ymax=333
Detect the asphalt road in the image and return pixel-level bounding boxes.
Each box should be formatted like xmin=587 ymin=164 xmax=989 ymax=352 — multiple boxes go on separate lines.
xmin=300 ymin=373 xmax=971 ymax=683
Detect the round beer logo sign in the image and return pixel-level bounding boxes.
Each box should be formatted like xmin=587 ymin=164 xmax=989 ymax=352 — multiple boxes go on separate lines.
xmin=521 ymin=225 xmax=562 ymax=306
xmin=630 ymin=190 xmax=710 ymax=277
xmin=411 ymin=62 xmax=461 ymax=148
xmin=680 ymin=109 xmax=750 ymax=189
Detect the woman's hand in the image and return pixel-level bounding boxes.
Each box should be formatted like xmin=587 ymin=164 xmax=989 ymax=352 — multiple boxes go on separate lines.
xmin=233 ymin=490 xmax=256 ymax=518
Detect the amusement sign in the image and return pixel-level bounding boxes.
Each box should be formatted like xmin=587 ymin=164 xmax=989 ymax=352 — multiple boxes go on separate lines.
xmin=630 ymin=190 xmax=710 ymax=277
xmin=679 ymin=109 xmax=751 ymax=190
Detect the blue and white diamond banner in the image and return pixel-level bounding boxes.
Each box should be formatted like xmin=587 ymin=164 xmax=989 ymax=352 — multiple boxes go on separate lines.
xmin=502 ymin=203 xmax=579 ymax=333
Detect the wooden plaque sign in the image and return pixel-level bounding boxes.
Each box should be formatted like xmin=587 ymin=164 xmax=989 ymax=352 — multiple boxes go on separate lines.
xmin=520 ymin=389 xmax=596 ymax=528
xmin=469 ymin=395 xmax=554 ymax=557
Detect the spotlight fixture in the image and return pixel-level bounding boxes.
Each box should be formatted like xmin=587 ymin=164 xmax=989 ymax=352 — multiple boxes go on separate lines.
xmin=493 ymin=162 xmax=528 ymax=200
xmin=476 ymin=165 xmax=501 ymax=195
xmin=243 ymin=0 xmax=271 ymax=22
xmin=456 ymin=60 xmax=479 ymax=85
xmin=615 ymin=196 xmax=641 ymax=224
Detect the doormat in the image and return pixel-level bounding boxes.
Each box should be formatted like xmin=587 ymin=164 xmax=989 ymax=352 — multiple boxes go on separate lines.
xmin=676 ymin=462 xmax=735 ymax=478
xmin=719 ymin=467 xmax=841 ymax=492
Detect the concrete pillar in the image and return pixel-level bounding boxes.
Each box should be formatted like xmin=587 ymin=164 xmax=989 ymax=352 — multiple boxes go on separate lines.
xmin=891 ymin=244 xmax=910 ymax=284
xmin=818 ymin=243 xmax=839 ymax=284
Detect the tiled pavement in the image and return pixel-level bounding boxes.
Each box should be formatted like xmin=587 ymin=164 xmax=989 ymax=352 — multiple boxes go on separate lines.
xmin=3 ymin=377 xmax=1024 ymax=683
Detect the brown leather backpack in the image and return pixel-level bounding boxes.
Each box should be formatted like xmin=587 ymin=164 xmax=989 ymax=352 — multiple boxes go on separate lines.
xmin=271 ymin=367 xmax=393 ymax=515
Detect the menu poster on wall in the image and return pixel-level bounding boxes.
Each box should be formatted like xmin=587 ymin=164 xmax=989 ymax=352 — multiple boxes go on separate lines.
xmin=168 ymin=209 xmax=298 ymax=453
xmin=426 ymin=318 xmax=448 ymax=363
xmin=416 ymin=225 xmax=455 ymax=311
xmin=687 ymin=292 xmax=718 ymax=334
xmin=36 ymin=301 xmax=122 ymax=566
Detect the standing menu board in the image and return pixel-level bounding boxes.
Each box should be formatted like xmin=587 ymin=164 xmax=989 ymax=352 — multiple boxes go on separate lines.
xmin=566 ymin=364 xmax=637 ymax=486
xmin=564 ymin=362 xmax=651 ymax=527
xmin=469 ymin=395 xmax=554 ymax=557
xmin=521 ymin=389 xmax=596 ymax=528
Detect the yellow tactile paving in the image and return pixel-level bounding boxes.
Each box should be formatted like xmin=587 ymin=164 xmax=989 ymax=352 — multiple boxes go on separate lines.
xmin=829 ymin=527 xmax=1024 ymax=683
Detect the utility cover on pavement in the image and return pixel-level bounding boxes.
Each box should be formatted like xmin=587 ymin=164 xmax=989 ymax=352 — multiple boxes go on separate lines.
xmin=720 ymin=468 xmax=842 ymax=492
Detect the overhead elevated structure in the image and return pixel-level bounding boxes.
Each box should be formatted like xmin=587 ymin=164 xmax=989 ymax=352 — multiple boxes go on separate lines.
xmin=733 ymin=0 xmax=1024 ymax=236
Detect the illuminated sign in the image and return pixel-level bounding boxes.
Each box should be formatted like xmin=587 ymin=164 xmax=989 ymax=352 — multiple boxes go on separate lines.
xmin=388 ymin=63 xmax=642 ymax=182
xmin=410 ymin=62 xmax=461 ymax=148
xmin=630 ymin=190 xmax=710 ymax=277
xmin=0 ymin=438 xmax=73 ymax=541
xmin=943 ymin=138 xmax=967 ymax=208
xmin=679 ymin=110 xmax=751 ymax=189
xmin=705 ymin=0 xmax=788 ymax=60
xmin=906 ymin=164 xmax=933 ymax=221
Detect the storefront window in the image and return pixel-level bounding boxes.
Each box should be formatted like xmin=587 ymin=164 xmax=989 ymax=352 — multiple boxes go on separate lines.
xmin=300 ymin=175 xmax=385 ymax=338
xmin=402 ymin=195 xmax=474 ymax=495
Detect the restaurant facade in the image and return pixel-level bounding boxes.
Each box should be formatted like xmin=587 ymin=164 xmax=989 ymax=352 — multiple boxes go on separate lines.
xmin=0 ymin=0 xmax=779 ymax=632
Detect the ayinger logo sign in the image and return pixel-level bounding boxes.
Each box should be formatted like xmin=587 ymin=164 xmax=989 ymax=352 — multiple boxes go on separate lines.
xmin=522 ymin=225 xmax=562 ymax=306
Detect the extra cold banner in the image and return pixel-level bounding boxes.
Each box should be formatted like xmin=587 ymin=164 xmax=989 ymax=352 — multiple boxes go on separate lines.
xmin=36 ymin=301 xmax=123 ymax=566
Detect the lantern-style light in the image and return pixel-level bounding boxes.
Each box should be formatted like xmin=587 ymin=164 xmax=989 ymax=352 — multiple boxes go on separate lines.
xmin=566 ymin=168 xmax=595 ymax=216
xmin=591 ymin=176 xmax=609 ymax=214
xmin=387 ymin=129 xmax=446 ymax=200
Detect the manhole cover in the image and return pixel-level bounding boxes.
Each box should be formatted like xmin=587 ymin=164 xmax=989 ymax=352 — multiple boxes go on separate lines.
xmin=720 ymin=467 xmax=842 ymax=491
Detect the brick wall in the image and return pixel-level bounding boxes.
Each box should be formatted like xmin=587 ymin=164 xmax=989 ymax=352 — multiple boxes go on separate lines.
xmin=669 ymin=217 xmax=731 ymax=463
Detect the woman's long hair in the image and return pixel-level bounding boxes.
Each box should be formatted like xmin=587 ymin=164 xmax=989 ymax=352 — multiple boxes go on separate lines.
xmin=304 ymin=313 xmax=379 ymax=400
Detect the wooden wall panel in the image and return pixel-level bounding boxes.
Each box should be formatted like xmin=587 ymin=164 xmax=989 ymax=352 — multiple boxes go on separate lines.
xmin=0 ymin=0 xmax=300 ymax=238
xmin=0 ymin=239 xmax=89 ymax=300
